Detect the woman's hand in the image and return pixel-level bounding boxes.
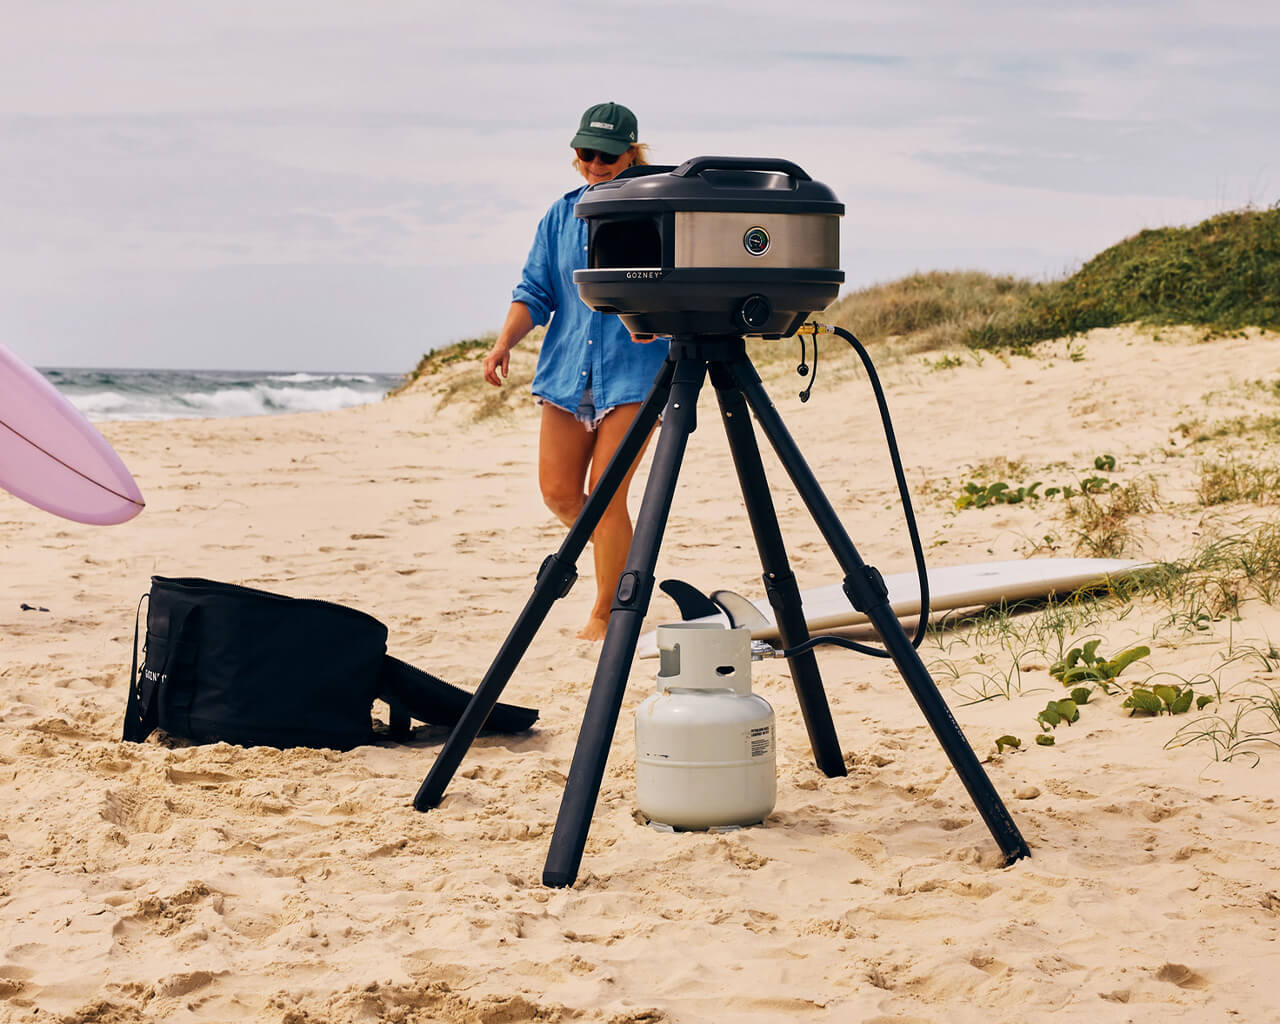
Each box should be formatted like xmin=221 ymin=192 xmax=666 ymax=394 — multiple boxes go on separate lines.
xmin=482 ymin=340 xmax=513 ymax=386
xmin=483 ymin=303 xmax=534 ymax=387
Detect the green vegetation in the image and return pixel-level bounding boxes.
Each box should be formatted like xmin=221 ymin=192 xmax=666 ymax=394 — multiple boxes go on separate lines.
xmin=999 ymin=204 xmax=1280 ymax=346
xmin=390 ymin=329 xmax=547 ymax=422
xmin=930 ymin=524 xmax=1280 ymax=761
xmin=1050 ymin=639 xmax=1150 ymax=690
xmin=1123 ymin=683 xmax=1199 ymax=716
xmin=922 ymin=352 xmax=973 ymax=372
xmin=817 ymin=269 xmax=1036 ymax=355
xmin=985 ymin=633 xmax=1220 ymax=755
xmin=955 ymin=480 xmax=1042 ymax=509
xmin=1186 ymin=413 xmax=1280 ymax=444
xmin=954 ymin=454 xmax=1124 ymax=510
xmin=817 ymin=204 xmax=1280 ymax=353
xmin=1037 ymin=696 xmax=1080 ymax=732
xmin=1197 ymin=457 xmax=1280 ymax=506
xmin=390 ymin=334 xmax=497 ymax=396
xmin=1014 ymin=641 xmax=1179 ymax=749
xmin=1167 ymin=669 xmax=1280 ymax=767
xmin=1064 ymin=476 xmax=1161 ymax=558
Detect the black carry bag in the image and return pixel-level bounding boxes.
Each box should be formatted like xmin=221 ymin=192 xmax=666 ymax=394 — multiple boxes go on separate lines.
xmin=122 ymin=576 xmax=537 ymax=750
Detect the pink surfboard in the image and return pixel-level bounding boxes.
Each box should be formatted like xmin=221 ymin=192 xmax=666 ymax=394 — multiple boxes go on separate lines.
xmin=0 ymin=344 xmax=145 ymax=525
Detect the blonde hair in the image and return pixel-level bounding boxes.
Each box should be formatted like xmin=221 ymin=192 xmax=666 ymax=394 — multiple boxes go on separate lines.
xmin=572 ymin=143 xmax=652 ymax=179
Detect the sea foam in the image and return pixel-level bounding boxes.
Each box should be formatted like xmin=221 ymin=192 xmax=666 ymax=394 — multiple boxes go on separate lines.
xmin=41 ymin=367 xmax=403 ymax=422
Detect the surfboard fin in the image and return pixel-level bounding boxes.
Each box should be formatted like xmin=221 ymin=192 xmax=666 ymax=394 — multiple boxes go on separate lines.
xmin=658 ymin=579 xmax=723 ymax=621
xmin=709 ymin=589 xmax=771 ymax=630
xmin=656 ymin=579 xmax=775 ymax=632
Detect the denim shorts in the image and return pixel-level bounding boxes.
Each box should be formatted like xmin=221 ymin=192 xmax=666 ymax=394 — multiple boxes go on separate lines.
xmin=537 ymin=378 xmax=615 ymax=431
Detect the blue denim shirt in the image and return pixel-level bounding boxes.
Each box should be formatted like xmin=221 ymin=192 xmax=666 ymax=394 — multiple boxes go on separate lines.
xmin=513 ymin=185 xmax=669 ymax=412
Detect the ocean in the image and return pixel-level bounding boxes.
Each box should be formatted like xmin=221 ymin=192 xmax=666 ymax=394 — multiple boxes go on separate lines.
xmin=39 ymin=367 xmax=406 ymax=422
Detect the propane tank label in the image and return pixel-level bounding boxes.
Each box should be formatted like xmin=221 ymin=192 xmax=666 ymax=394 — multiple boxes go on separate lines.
xmin=749 ymin=724 xmax=773 ymax=758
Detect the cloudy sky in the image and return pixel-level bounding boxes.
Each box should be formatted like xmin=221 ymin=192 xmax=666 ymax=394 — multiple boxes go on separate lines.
xmin=2 ymin=1 xmax=1276 ymax=372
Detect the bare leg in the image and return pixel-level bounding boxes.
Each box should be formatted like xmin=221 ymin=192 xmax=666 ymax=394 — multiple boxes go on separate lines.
xmin=578 ymin=403 xmax=653 ymax=640
xmin=538 ymin=404 xmax=594 ymax=528
xmin=537 ymin=402 xmax=654 ymax=640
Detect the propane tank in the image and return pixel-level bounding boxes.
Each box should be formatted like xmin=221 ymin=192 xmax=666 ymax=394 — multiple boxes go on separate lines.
xmin=635 ymin=623 xmax=776 ymax=829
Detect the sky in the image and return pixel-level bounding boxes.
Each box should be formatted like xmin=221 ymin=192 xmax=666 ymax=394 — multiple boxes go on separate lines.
xmin=2 ymin=1 xmax=1277 ymax=373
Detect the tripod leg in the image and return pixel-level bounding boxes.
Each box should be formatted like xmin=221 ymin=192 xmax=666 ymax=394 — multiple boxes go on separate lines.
xmin=542 ymin=357 xmax=708 ymax=887
xmin=413 ymin=358 xmax=676 ymax=812
xmin=709 ymin=362 xmax=846 ymax=778
xmin=726 ymin=353 xmax=1030 ymax=864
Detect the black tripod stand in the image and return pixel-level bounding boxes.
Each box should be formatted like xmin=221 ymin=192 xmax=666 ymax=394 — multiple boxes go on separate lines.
xmin=415 ymin=334 xmax=1030 ymax=887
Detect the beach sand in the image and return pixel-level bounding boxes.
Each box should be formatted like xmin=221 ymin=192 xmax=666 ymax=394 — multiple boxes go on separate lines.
xmin=2 ymin=326 xmax=1279 ymax=1022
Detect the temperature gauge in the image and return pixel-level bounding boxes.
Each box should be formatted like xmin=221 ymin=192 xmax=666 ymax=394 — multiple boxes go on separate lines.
xmin=743 ymin=226 xmax=771 ymax=257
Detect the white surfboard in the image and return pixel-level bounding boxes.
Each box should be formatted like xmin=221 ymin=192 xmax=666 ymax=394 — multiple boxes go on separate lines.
xmin=637 ymin=558 xmax=1151 ymax=658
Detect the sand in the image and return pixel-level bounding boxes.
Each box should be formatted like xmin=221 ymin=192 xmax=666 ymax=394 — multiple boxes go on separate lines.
xmin=2 ymin=326 xmax=1279 ymax=1023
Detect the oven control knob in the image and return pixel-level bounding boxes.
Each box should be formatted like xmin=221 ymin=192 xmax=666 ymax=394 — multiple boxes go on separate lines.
xmin=738 ymin=294 xmax=772 ymax=330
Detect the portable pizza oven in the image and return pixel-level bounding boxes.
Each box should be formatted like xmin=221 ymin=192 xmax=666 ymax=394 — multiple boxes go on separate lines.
xmin=573 ymin=156 xmax=844 ymax=338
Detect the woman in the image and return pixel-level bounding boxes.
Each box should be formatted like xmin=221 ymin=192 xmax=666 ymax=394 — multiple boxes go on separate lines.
xmin=481 ymin=101 xmax=668 ymax=641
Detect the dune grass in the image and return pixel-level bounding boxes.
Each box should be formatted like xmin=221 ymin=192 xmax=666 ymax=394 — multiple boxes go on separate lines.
xmin=973 ymin=205 xmax=1280 ymax=349
xmin=928 ymin=520 xmax=1280 ymax=722
xmin=1197 ymin=458 xmax=1280 ymax=506
xmin=817 ymin=270 xmax=1037 ymax=355
xmin=389 ymin=333 xmax=498 ymax=397
xmin=811 ymin=204 xmax=1280 ymax=354
xmin=390 ymin=330 xmax=546 ymax=422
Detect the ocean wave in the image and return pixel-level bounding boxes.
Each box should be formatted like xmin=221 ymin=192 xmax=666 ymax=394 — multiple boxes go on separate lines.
xmin=68 ymin=390 xmax=129 ymax=414
xmin=261 ymin=384 xmax=378 ymax=412
xmin=267 ymin=372 xmax=377 ymax=385
xmin=50 ymin=368 xmax=400 ymax=422
xmin=171 ymin=384 xmax=380 ymax=418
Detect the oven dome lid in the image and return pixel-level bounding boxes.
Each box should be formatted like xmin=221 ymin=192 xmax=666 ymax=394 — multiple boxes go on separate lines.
xmin=575 ymin=156 xmax=844 ymax=217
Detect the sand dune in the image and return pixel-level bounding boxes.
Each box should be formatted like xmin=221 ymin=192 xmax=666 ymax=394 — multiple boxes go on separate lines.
xmin=2 ymin=326 xmax=1279 ymax=1022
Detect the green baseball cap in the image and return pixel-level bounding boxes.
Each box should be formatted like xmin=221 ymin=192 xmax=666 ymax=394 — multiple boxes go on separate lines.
xmin=570 ymin=102 xmax=638 ymax=155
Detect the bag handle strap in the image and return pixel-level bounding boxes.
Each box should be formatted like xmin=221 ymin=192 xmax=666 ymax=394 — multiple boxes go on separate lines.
xmin=377 ymin=654 xmax=538 ymax=737
xmin=121 ymin=598 xmax=199 ymax=743
xmin=121 ymin=594 xmax=150 ymax=742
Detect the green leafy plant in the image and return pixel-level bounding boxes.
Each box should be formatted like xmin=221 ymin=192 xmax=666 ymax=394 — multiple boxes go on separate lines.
xmin=1037 ymin=698 xmax=1080 ymax=732
xmin=994 ymin=734 xmax=1022 ymax=753
xmin=1050 ymin=640 xmax=1151 ymax=690
xmin=956 ymin=457 xmax=1133 ymax=511
xmin=955 ymin=480 xmax=1043 ymax=509
xmin=1123 ymin=683 xmax=1196 ymax=716
xmin=1044 ymin=475 xmax=1118 ymax=499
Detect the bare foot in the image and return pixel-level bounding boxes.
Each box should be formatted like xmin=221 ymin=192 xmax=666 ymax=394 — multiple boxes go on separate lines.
xmin=576 ymin=616 xmax=609 ymax=641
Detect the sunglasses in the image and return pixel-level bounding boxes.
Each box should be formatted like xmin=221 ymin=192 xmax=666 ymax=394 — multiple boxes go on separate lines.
xmin=576 ymin=147 xmax=623 ymax=165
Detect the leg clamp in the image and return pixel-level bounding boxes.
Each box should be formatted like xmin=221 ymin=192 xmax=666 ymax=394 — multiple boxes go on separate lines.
xmin=536 ymin=554 xmax=578 ymax=599
xmin=761 ymin=570 xmax=801 ymax=610
xmin=842 ymin=565 xmax=889 ymax=613
xmin=612 ymin=570 xmax=654 ymax=614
